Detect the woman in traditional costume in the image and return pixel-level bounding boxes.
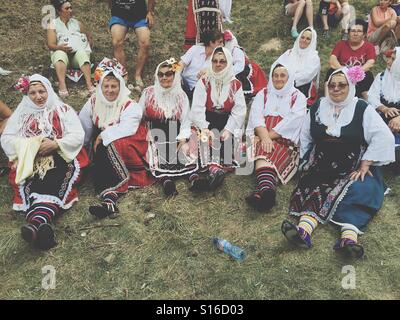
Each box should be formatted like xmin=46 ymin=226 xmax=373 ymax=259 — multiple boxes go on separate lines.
xmin=277 ymin=27 xmax=320 ymax=107
xmin=282 ymin=67 xmax=395 ymax=259
xmin=223 ymin=30 xmax=268 ymax=100
xmin=79 ymin=59 xmax=153 ymax=219
xmin=189 ymin=47 xmax=246 ymax=191
xmin=245 ymin=61 xmax=307 ymax=212
xmin=1 ymin=74 xmax=88 ymax=250
xmin=184 ymin=0 xmax=223 ymax=49
xmin=368 ymin=47 xmax=400 ymax=166
xmin=139 ymin=58 xmax=198 ymax=196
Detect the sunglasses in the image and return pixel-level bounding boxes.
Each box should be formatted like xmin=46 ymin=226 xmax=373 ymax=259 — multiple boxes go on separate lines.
xmin=212 ymin=59 xmax=227 ymax=64
xmin=328 ymin=82 xmax=348 ymax=90
xmin=157 ymin=70 xmax=175 ymax=78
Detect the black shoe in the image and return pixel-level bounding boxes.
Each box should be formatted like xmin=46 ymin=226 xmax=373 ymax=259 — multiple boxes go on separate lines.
xmin=163 ymin=180 xmax=178 ymax=197
xmin=258 ymin=189 xmax=276 ymax=211
xmin=89 ymin=202 xmax=119 ymax=219
xmin=189 ymin=176 xmax=209 ymax=192
xmin=333 ymin=238 xmax=364 ymax=259
xmin=281 ymin=220 xmax=312 ymax=249
xmin=35 ymin=223 xmax=57 ymax=250
xmin=245 ymin=192 xmax=261 ymax=209
xmin=208 ymin=170 xmax=225 ymax=190
xmin=21 ymin=224 xmax=37 ymax=244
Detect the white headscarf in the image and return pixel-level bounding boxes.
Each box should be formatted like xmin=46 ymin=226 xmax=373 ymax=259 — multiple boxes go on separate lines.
xmin=382 ymin=47 xmax=400 ymax=103
xmin=92 ymin=70 xmax=131 ymax=129
xmin=152 ymin=59 xmax=186 ymax=119
xmin=204 ymin=46 xmax=235 ymax=108
xmin=11 ymin=74 xmax=65 ymax=138
xmin=317 ymin=67 xmax=358 ymax=137
xmin=280 ymin=27 xmax=319 ymax=84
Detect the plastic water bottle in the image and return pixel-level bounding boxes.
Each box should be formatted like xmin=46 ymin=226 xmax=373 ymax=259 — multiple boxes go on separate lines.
xmin=213 ymin=237 xmax=246 ymax=261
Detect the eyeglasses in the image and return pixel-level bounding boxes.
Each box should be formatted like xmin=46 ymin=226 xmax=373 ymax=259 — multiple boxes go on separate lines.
xmin=349 ymin=29 xmax=363 ymax=33
xmin=328 ymin=82 xmax=348 ymax=90
xmin=157 ymin=71 xmax=175 ymax=78
xmin=212 ymin=59 xmax=227 ymax=64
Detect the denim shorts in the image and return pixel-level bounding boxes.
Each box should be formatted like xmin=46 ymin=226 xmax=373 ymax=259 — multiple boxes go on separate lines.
xmin=109 ymin=16 xmax=148 ymax=30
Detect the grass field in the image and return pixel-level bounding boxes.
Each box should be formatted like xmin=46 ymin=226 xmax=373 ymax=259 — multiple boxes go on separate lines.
xmin=1 ymin=0 xmax=400 ymax=300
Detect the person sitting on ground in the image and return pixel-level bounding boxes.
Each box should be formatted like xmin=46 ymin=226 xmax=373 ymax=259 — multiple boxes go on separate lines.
xmin=179 ymin=29 xmax=224 ymax=100
xmin=47 ymin=0 xmax=94 ymax=98
xmin=277 ymin=27 xmax=320 ymax=107
xmin=245 ymin=61 xmax=307 ymax=212
xmin=367 ymin=0 xmax=398 ymax=47
xmin=107 ymin=0 xmax=156 ymax=91
xmin=327 ymin=18 xmax=376 ymax=100
xmin=284 ymin=0 xmax=314 ymax=39
xmin=392 ymin=0 xmax=400 ymax=15
xmin=367 ymin=0 xmax=397 ymax=52
xmin=139 ymin=58 xmax=198 ymax=197
xmin=0 ymin=100 xmax=12 ymax=176
xmin=79 ymin=59 xmax=154 ymax=219
xmin=282 ymin=67 xmax=395 ymax=260
xmin=223 ymin=30 xmax=267 ymax=99
xmin=184 ymin=0 xmax=223 ymax=49
xmin=318 ymin=0 xmax=352 ymax=40
xmin=1 ymin=74 xmax=89 ymax=250
xmin=189 ymin=47 xmax=246 ymax=192
xmin=368 ymin=47 xmax=400 ymax=167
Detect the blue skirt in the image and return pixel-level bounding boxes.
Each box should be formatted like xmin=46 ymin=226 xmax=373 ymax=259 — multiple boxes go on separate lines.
xmin=331 ymin=166 xmax=385 ymax=233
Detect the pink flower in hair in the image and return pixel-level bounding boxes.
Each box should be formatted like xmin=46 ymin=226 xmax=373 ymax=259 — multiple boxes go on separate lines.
xmin=346 ymin=66 xmax=365 ymax=85
xmin=13 ymin=75 xmax=30 ymax=95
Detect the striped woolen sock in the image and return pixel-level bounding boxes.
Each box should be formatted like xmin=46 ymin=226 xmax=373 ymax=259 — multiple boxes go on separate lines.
xmin=209 ymin=164 xmax=223 ymax=175
xmin=26 ymin=202 xmax=59 ymax=228
xmin=101 ymin=191 xmax=118 ymax=206
xmin=255 ymin=167 xmax=277 ymax=192
xmin=298 ymin=215 xmax=318 ymax=236
xmin=341 ymin=226 xmax=358 ymax=243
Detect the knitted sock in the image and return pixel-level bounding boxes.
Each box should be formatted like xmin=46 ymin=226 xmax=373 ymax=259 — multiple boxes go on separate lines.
xmin=101 ymin=191 xmax=118 ymax=206
xmin=341 ymin=226 xmax=358 ymax=243
xmin=298 ymin=215 xmax=318 ymax=236
xmin=255 ymin=167 xmax=277 ymax=192
xmin=26 ymin=202 xmax=59 ymax=229
xmin=209 ymin=164 xmax=223 ymax=175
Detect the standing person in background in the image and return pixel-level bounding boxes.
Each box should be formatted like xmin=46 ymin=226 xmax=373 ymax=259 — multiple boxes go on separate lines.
xmin=47 ymin=0 xmax=94 ymax=98
xmin=108 ymin=0 xmax=156 ymax=91
xmin=327 ymin=19 xmax=376 ymax=100
xmin=284 ymin=0 xmax=314 ymax=39
xmin=184 ymin=0 xmax=223 ymax=49
xmin=219 ymin=0 xmax=233 ymax=23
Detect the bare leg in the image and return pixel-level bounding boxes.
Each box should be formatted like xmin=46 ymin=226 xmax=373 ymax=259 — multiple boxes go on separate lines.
xmin=111 ymin=24 xmax=129 ymax=70
xmin=80 ymin=62 xmax=94 ymax=91
xmin=322 ymin=14 xmax=329 ymax=31
xmin=292 ymin=0 xmax=306 ymax=30
xmin=134 ymin=26 xmax=150 ymax=82
xmin=54 ymin=61 xmax=68 ymax=92
xmin=305 ymin=0 xmax=313 ymax=27
xmin=375 ymin=20 xmax=397 ymax=45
